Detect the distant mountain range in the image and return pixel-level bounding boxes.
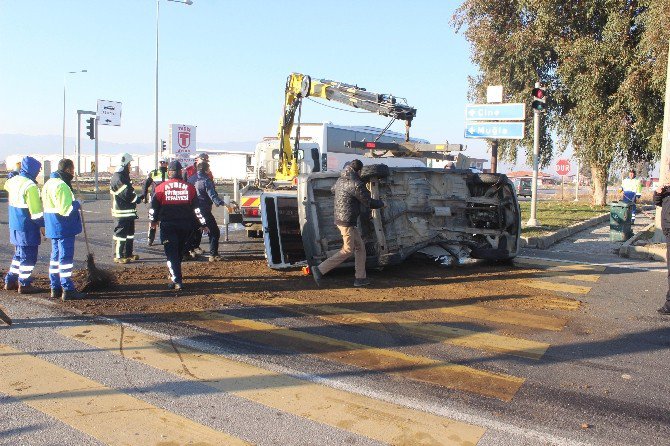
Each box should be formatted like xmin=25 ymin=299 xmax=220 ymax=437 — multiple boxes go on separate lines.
xmin=0 ymin=134 xmax=256 ymax=160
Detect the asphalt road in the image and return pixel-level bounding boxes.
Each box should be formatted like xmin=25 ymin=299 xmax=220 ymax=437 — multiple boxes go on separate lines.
xmin=0 ymin=198 xmax=669 ymax=445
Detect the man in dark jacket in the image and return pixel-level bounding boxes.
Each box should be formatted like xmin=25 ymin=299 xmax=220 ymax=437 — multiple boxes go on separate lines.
xmin=110 ymin=153 xmax=142 ymax=264
xmin=183 ymin=153 xmax=212 ymax=256
xmin=150 ymin=160 xmax=207 ymax=290
xmin=653 ymin=183 xmax=670 ymax=315
xmin=194 ymin=162 xmax=225 ymax=261
xmin=311 ymin=160 xmax=383 ymax=287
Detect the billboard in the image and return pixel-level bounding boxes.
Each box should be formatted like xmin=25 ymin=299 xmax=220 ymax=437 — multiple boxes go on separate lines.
xmin=170 ymin=124 xmax=197 ymax=167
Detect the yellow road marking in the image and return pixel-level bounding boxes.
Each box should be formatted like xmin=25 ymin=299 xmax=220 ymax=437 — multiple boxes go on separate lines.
xmin=0 ymin=344 xmax=249 ymax=446
xmin=60 ymin=324 xmax=485 ymax=446
xmin=515 ymin=258 xmax=606 ymax=272
xmin=261 ymin=297 xmax=549 ymax=360
xmin=182 ymin=312 xmax=524 ymax=401
xmin=437 ymin=305 xmax=568 ymax=331
xmin=525 ymin=280 xmax=591 ymax=295
xmin=538 ymin=271 xmax=601 ymax=283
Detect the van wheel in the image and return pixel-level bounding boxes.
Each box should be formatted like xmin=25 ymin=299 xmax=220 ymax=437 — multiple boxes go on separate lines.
xmin=360 ymin=164 xmax=390 ymax=181
xmin=475 ymin=173 xmax=504 ymax=184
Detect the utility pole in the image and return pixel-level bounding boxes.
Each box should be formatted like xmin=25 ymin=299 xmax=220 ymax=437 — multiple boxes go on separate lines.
xmin=654 ymin=38 xmax=670 ymax=241
xmin=490 ymin=140 xmax=498 ymax=173
xmin=527 ymin=81 xmax=546 ymax=227
xmin=527 ymin=108 xmax=541 ymax=226
xmin=575 ymin=160 xmax=580 ymax=202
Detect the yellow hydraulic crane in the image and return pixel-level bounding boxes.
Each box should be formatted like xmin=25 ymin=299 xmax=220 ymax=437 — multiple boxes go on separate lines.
xmin=275 ymin=73 xmax=417 ymax=181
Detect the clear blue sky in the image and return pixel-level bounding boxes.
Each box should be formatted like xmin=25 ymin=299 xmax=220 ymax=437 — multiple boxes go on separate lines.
xmin=0 ymin=0 xmax=494 ymax=159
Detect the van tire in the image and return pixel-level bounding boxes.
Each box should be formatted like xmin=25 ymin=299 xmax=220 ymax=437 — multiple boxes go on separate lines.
xmin=475 ymin=173 xmax=503 ymax=184
xmin=360 ymin=164 xmax=390 ymax=181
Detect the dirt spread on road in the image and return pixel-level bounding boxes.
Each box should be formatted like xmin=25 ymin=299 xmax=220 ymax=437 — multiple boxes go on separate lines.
xmin=41 ymin=259 xmax=579 ymax=322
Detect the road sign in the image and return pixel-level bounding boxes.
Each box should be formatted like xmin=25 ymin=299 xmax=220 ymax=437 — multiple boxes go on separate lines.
xmin=97 ymin=100 xmax=122 ymax=126
xmin=465 ymin=103 xmax=525 ymax=121
xmin=464 ymin=122 xmax=525 ymax=140
xmin=170 ymin=124 xmax=197 ymax=166
xmin=556 ymin=159 xmax=571 ymax=176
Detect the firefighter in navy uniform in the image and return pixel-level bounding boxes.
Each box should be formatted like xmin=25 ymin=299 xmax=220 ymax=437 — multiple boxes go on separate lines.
xmin=110 ymin=153 xmax=142 ymax=263
xmin=149 ymin=160 xmax=207 ymax=290
xmin=142 ymin=157 xmax=169 ymax=246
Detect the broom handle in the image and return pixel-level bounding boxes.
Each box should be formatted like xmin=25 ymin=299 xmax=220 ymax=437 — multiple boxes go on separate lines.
xmin=74 ymin=176 xmax=92 ymax=256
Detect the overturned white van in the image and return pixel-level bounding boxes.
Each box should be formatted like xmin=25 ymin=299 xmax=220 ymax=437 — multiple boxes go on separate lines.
xmin=261 ymin=165 xmax=521 ymax=270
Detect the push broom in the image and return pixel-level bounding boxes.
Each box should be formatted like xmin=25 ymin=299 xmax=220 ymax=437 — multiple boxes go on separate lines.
xmin=74 ymin=176 xmax=114 ymax=292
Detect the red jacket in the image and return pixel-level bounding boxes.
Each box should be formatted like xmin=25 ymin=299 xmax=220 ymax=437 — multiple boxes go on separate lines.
xmin=149 ymin=178 xmax=206 ymax=225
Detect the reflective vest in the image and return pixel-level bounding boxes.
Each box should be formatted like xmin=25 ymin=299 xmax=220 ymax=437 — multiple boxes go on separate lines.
xmin=622 ymin=177 xmax=642 ymax=195
xmin=110 ymin=171 xmax=139 ymax=219
xmin=150 ymin=169 xmax=167 ymax=184
xmin=5 ymin=175 xmax=44 ymax=246
xmin=42 ymin=176 xmax=82 ymax=239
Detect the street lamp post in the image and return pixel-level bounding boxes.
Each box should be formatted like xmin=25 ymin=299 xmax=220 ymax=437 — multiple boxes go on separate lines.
xmin=62 ymin=70 xmax=87 ymax=158
xmin=155 ymin=0 xmax=193 ymax=169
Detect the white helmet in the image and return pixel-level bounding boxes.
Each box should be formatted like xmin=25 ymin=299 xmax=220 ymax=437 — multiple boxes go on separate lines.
xmin=160 ymin=156 xmax=170 ymax=163
xmin=118 ymin=153 xmax=134 ymax=167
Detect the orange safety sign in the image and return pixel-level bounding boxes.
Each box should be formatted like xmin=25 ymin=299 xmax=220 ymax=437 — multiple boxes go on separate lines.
xmin=241 ymin=197 xmax=260 ymax=208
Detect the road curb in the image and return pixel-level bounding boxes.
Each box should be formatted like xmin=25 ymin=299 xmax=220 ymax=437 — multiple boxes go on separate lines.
xmin=520 ymin=213 xmax=609 ymax=249
xmin=618 ymin=223 xmax=666 ymax=261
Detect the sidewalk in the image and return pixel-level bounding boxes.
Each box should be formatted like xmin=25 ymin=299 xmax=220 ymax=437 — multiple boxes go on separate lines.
xmin=520 ymin=212 xmax=666 ymax=271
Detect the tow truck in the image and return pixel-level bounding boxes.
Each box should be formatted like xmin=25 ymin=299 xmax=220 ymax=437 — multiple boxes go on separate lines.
xmin=239 ymin=73 xmax=455 ymax=237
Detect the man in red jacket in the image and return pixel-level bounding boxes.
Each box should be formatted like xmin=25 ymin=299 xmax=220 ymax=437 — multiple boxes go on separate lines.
xmin=149 ymin=160 xmax=207 ymax=291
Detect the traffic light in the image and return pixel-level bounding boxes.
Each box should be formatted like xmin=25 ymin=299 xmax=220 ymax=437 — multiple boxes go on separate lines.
xmin=532 ymin=84 xmax=547 ymax=112
xmin=85 ymin=117 xmax=95 ymax=140
xmin=161 ymin=140 xmax=166 ymax=152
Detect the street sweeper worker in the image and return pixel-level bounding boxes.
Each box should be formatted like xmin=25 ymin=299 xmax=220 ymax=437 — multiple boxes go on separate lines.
xmin=110 ymin=153 xmax=142 ymax=264
xmin=142 ymin=156 xmax=169 ymax=246
xmin=42 ymin=158 xmax=86 ymax=300
xmin=621 ymin=169 xmax=643 ymax=223
xmin=149 ymin=160 xmax=208 ymax=291
xmin=4 ymin=156 xmax=44 ymax=294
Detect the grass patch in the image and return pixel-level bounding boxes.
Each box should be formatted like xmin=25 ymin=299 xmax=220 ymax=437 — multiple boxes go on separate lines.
xmin=520 ymin=201 xmax=608 ymax=237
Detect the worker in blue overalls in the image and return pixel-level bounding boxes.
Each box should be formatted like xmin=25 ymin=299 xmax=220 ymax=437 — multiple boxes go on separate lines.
xmin=4 ymin=156 xmax=44 ymax=294
xmin=42 ymin=159 xmax=86 ymax=301
xmin=621 ymin=169 xmax=643 ymax=224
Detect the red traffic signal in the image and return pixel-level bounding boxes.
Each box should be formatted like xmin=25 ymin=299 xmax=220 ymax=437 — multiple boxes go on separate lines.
xmin=532 ymin=86 xmax=547 ymax=112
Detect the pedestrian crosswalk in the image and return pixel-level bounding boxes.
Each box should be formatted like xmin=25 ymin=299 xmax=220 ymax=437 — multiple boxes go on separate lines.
xmin=58 ymin=324 xmax=486 ymax=445
xmin=0 ymin=258 xmax=605 ymax=445
xmin=0 ymin=344 xmax=251 ymax=446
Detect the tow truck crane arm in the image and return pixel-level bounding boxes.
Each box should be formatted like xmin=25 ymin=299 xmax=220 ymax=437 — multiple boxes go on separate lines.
xmin=276 ymin=73 xmax=417 ymax=181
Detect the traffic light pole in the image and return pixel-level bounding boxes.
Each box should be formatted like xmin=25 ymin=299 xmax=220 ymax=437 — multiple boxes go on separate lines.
xmin=527 ymin=109 xmax=541 ymax=227
xmin=652 ymin=38 xmax=670 ymax=242
xmin=94 ymin=117 xmax=99 ymax=196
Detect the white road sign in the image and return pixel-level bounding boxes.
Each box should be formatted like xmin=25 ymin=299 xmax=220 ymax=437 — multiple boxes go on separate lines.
xmin=170 ymin=124 xmax=197 ymax=166
xmin=97 ymin=100 xmax=122 ymax=126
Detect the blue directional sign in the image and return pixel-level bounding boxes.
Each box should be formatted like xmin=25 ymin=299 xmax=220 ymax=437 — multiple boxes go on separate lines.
xmin=465 ymin=103 xmax=525 ymax=121
xmin=464 ymin=122 xmax=525 ymax=140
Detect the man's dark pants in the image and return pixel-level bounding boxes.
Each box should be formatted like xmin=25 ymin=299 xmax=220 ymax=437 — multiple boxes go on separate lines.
xmin=114 ymin=218 xmax=135 ymax=259
xmin=204 ymin=213 xmax=220 ymax=256
xmin=160 ymin=221 xmax=191 ymax=284
xmin=665 ymin=232 xmax=670 ymax=306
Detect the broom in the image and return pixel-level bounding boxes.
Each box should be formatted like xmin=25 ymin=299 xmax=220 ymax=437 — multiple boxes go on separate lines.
xmin=74 ymin=176 xmax=114 ymax=292
xmin=0 ymin=305 xmax=12 ymax=326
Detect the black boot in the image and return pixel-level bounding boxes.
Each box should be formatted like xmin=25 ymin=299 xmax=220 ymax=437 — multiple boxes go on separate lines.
xmin=62 ymin=289 xmax=87 ymax=301
xmin=50 ymin=288 xmax=62 ymax=299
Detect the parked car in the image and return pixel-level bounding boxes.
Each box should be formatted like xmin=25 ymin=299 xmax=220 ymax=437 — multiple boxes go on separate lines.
xmin=513 ymin=178 xmax=532 ymax=197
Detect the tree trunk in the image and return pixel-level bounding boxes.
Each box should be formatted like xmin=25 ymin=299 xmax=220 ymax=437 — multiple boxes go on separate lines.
xmin=590 ymin=164 xmax=609 ymax=206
